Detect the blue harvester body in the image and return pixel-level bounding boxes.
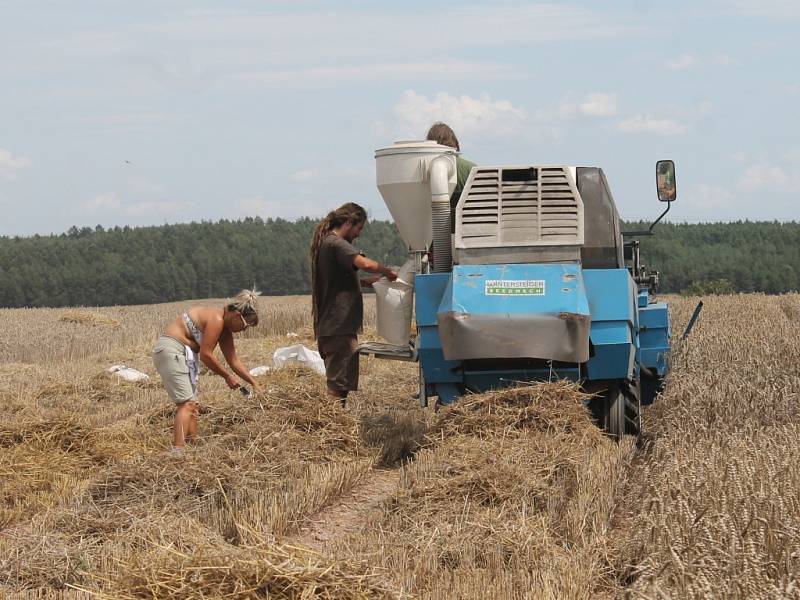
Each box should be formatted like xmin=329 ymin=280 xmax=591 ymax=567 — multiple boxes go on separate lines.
xmin=416 ymin=264 xmax=670 ymax=407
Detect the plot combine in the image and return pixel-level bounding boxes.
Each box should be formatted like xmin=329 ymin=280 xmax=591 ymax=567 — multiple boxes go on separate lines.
xmin=362 ymin=141 xmax=676 ymax=438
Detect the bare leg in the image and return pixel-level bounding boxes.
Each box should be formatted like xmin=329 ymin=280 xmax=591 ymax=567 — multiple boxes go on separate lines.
xmin=173 ymin=400 xmax=198 ymax=448
xmin=186 ymin=401 xmax=199 ymax=444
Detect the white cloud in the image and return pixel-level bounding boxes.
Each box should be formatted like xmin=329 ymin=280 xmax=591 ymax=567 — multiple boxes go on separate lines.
xmin=715 ymin=0 xmax=800 ymax=19
xmin=83 ymin=193 xmax=121 ymax=211
xmin=4 ymin=5 xmax=647 ymax=92
xmin=685 ymin=184 xmax=735 ymax=211
xmin=784 ymin=149 xmax=800 ymax=163
xmin=553 ymin=92 xmax=618 ymax=119
xmin=138 ymin=5 xmax=645 ymax=61
xmin=82 ymin=192 xmax=191 ymax=217
xmin=289 ymin=169 xmax=316 ymax=183
xmin=288 ymin=165 xmax=369 ymax=185
xmin=666 ymin=54 xmax=699 ymax=70
xmin=666 ymin=54 xmax=735 ymax=70
xmin=737 ymin=163 xmax=797 ymax=190
xmin=234 ymin=194 xmax=318 ymax=220
xmin=617 ymin=115 xmax=688 ymax=135
xmin=75 ymin=112 xmax=172 ymax=129
xmin=0 ymin=147 xmax=32 ymax=180
xmin=236 ymin=60 xmax=517 ymax=89
xmin=578 ymin=92 xmax=619 ymax=117
xmin=387 ymin=90 xmax=528 ymax=139
xmin=687 ymin=101 xmax=714 ymax=117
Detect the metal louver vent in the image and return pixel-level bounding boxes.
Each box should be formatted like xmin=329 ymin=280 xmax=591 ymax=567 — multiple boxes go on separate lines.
xmin=456 ymin=165 xmax=584 ymax=260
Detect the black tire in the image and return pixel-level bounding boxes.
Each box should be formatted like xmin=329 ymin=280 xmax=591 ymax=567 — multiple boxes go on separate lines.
xmin=592 ymin=379 xmax=641 ymax=440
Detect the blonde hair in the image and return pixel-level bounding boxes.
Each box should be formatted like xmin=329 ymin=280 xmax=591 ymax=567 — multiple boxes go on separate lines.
xmin=226 ymin=288 xmax=261 ymax=325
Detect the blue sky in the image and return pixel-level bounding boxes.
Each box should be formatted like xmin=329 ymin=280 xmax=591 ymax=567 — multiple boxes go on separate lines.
xmin=1 ymin=0 xmax=798 ymax=235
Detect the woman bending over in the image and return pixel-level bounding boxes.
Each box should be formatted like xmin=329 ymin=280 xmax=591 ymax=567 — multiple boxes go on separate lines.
xmin=153 ymin=289 xmax=263 ymax=449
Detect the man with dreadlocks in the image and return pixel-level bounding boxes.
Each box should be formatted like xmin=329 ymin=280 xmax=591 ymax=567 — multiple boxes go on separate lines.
xmin=310 ymin=202 xmax=397 ymax=406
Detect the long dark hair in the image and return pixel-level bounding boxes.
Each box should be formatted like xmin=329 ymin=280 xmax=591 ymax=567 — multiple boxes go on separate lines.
xmin=426 ymin=122 xmax=460 ymax=151
xmin=309 ymin=202 xmax=367 ymax=332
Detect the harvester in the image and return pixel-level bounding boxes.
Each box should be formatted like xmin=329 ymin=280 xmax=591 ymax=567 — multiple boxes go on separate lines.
xmin=362 ymin=141 xmax=675 ymax=438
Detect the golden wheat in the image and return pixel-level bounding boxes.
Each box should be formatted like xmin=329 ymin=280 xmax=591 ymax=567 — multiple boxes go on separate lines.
xmin=0 ymin=293 xmax=798 ymax=599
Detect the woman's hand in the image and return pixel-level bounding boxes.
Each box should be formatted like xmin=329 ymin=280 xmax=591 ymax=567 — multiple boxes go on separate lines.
xmin=224 ymin=374 xmax=241 ymax=389
xmin=252 ymin=382 xmax=263 ymax=394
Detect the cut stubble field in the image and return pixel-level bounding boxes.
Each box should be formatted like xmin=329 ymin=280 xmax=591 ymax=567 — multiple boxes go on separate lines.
xmin=0 ymin=293 xmax=798 ymax=599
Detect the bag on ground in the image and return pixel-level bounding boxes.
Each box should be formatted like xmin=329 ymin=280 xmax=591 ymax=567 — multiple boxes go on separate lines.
xmin=273 ymin=344 xmax=326 ymax=376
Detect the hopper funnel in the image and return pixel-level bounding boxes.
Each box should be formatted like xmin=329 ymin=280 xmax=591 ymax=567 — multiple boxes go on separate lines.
xmin=375 ymin=141 xmax=457 ymax=251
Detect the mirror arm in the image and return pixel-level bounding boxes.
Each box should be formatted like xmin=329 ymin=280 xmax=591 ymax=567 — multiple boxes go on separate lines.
xmin=648 ymin=200 xmax=671 ymax=233
xmin=623 ymin=201 xmax=671 ymax=237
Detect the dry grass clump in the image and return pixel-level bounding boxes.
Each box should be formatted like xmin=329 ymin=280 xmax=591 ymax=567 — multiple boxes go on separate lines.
xmin=429 ymin=379 xmax=601 ymax=439
xmin=360 ymin=411 xmax=427 ymax=467
xmin=336 ymin=382 xmax=633 ymax=598
xmin=90 ymin=536 xmax=399 ymax=599
xmin=59 ymin=310 xmax=121 ymax=328
xmin=0 ymin=333 xmax=406 ymax=597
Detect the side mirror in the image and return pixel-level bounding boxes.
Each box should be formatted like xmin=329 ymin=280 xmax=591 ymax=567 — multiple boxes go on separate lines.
xmin=656 ymin=160 xmax=676 ymax=202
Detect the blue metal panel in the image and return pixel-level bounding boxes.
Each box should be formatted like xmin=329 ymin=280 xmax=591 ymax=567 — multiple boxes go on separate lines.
xmin=639 ymin=302 xmax=670 ymax=377
xmin=415 ymin=273 xmax=451 ymax=326
xmin=436 ymin=263 xmax=592 ymax=363
xmin=638 ymin=289 xmax=649 ymax=308
xmin=416 ymin=274 xmax=463 ymax=386
xmin=418 ymin=327 xmax=462 ymax=383
xmin=434 ymin=383 xmax=461 ymax=405
xmin=583 ymin=269 xmax=637 ymax=381
xmin=583 ymin=269 xmax=636 ymax=322
xmin=442 ymin=263 xmax=589 ymax=316
xmin=585 ymin=322 xmax=635 ymax=379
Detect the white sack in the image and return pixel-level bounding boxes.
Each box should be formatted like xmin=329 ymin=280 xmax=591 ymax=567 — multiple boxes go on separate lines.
xmin=373 ymin=258 xmax=416 ymax=346
xmin=107 ymin=365 xmax=150 ymax=382
xmin=273 ymin=344 xmax=326 ymax=376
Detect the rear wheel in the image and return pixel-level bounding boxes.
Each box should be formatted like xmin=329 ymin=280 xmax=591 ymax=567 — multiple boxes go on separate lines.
xmin=591 ymin=379 xmax=641 ymax=440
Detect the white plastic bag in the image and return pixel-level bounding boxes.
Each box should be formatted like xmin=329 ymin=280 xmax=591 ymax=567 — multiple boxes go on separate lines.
xmin=272 ymin=344 xmax=326 ymax=376
xmin=249 ymin=365 xmax=271 ymax=376
xmin=107 ymin=364 xmax=150 ymax=382
xmin=374 ymin=259 xmax=415 ymax=346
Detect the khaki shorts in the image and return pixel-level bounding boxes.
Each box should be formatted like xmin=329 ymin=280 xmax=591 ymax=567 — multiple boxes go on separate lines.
xmin=318 ymin=334 xmax=359 ymax=396
xmin=153 ymin=335 xmax=197 ymax=404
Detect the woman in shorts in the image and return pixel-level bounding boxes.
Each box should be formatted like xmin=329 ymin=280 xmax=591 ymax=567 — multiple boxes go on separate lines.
xmin=153 ymin=289 xmax=263 ymax=449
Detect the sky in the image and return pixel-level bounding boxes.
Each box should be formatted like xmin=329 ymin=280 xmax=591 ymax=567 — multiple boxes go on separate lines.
xmin=1 ymin=0 xmax=798 ymax=236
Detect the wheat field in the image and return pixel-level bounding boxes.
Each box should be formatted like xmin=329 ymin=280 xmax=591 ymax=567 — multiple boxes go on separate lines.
xmin=0 ymin=293 xmax=798 ymax=599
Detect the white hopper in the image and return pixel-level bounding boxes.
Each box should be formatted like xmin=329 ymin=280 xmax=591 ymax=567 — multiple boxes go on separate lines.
xmin=375 ymin=141 xmax=457 ymax=251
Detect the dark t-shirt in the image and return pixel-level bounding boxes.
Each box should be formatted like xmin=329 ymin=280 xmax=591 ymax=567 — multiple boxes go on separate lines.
xmin=313 ymin=233 xmax=362 ymax=338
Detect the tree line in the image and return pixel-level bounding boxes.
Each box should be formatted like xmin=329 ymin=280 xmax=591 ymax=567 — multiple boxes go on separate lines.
xmin=0 ymin=219 xmax=797 ymax=308
xmin=626 ymin=221 xmax=800 ymax=296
